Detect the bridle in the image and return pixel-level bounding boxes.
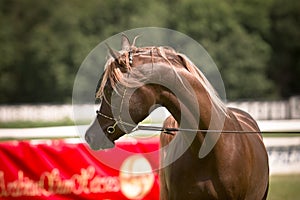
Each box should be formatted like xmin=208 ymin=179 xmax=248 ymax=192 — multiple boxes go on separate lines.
xmin=96 ymin=48 xmax=213 ymax=135
xmin=96 ymin=83 xmax=141 ymax=135
xmin=96 ymin=109 xmax=138 ymax=134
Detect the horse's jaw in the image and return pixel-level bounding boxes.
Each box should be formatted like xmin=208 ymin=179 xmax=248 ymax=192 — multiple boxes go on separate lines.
xmin=85 ymin=117 xmax=115 ymax=150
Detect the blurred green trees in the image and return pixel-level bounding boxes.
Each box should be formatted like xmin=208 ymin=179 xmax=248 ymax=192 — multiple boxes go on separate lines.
xmin=0 ymin=0 xmax=299 ymax=103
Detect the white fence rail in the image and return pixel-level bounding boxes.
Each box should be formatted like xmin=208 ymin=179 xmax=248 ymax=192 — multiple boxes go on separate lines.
xmin=266 ymin=139 xmax=300 ymax=175
xmin=0 ymin=104 xmax=75 ymax=122
xmin=0 ymin=96 xmax=299 ymax=122
xmin=227 ymin=96 xmax=300 ymax=120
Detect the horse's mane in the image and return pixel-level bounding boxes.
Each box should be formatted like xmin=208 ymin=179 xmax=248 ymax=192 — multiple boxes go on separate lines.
xmin=176 ymin=52 xmax=227 ymax=114
xmin=96 ymin=46 xmax=227 ymax=114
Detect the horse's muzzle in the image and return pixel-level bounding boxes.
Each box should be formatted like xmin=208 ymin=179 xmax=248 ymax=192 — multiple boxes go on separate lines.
xmin=85 ymin=117 xmax=115 ymax=150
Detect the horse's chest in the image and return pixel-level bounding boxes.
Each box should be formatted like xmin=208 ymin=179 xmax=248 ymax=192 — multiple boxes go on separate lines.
xmin=163 ymin=152 xmax=219 ymax=199
xmin=166 ymin=171 xmax=218 ymax=199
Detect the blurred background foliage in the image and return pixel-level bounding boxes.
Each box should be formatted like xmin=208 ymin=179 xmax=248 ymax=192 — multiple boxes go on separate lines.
xmin=0 ymin=0 xmax=299 ymax=103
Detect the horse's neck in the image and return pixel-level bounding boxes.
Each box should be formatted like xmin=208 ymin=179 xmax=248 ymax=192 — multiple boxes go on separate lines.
xmin=132 ymin=62 xmax=230 ymax=138
xmin=153 ymin=67 xmax=233 ymax=157
xmin=158 ymin=70 xmax=224 ymax=132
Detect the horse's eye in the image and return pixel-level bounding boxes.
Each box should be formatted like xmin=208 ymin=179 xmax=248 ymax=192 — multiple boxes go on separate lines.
xmin=95 ymin=98 xmax=102 ymax=104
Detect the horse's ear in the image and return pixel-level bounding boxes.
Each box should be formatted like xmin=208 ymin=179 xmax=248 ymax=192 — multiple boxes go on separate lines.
xmin=177 ymin=54 xmax=192 ymax=71
xmin=132 ymin=35 xmax=140 ymax=47
xmin=121 ymin=33 xmax=131 ymax=51
xmin=105 ymin=43 xmax=120 ymax=60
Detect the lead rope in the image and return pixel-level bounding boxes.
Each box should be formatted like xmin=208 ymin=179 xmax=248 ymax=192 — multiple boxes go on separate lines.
xmin=97 ymin=111 xmax=300 ymax=135
xmin=97 ymin=107 xmax=300 ymax=134
xmin=135 ymin=125 xmax=300 ymax=134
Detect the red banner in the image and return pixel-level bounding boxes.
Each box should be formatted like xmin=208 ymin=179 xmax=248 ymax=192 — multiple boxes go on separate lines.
xmin=0 ymin=137 xmax=160 ymax=199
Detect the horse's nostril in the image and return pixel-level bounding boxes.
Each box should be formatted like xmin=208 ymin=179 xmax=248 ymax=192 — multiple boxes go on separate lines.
xmin=85 ymin=134 xmax=91 ymax=143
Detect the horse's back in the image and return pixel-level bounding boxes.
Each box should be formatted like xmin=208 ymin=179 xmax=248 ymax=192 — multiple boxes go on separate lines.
xmin=228 ymin=107 xmax=260 ymax=133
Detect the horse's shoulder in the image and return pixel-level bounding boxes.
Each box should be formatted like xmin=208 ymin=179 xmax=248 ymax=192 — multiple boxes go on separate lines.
xmin=160 ymin=116 xmax=177 ymax=147
xmin=228 ymin=107 xmax=260 ymax=132
xmin=163 ymin=115 xmax=177 ymax=127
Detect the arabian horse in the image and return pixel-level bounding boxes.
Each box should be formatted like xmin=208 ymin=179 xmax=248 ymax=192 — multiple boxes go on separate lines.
xmin=85 ymin=35 xmax=269 ymax=199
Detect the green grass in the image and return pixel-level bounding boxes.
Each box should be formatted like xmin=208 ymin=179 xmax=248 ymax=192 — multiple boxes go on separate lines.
xmin=263 ymin=132 xmax=300 ymax=137
xmin=268 ymin=174 xmax=300 ymax=200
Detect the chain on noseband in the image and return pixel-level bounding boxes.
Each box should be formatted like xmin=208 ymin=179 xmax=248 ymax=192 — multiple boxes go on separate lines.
xmin=96 ymin=110 xmax=118 ymax=134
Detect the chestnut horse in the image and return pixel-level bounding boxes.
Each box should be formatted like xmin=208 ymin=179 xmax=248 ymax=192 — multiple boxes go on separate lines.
xmin=85 ymin=35 xmax=269 ymax=199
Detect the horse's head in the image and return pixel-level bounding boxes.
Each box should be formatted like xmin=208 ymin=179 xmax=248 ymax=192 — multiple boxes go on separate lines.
xmin=84 ymin=34 xmax=219 ymax=151
xmin=85 ymin=34 xmax=159 ymax=150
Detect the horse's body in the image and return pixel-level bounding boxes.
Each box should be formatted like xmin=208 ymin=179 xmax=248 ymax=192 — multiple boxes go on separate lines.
xmin=160 ymin=108 xmax=269 ymax=199
xmin=85 ymin=35 xmax=269 ymax=199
